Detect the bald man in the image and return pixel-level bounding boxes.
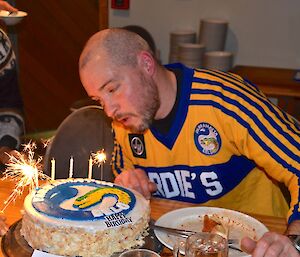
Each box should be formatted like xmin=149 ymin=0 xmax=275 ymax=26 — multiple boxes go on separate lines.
xmin=79 ymin=28 xmax=300 ymax=256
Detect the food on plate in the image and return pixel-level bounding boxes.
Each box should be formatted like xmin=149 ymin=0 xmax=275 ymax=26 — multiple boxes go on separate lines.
xmin=21 ymin=178 xmax=150 ymax=257
xmin=202 ymin=214 xmax=229 ymax=239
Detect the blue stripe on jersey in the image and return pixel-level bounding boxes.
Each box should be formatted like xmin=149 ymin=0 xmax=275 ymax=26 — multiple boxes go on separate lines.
xmin=245 ymin=78 xmax=298 ymax=127
xmin=192 ymin=79 xmax=300 ymax=149
xmin=136 ymin=155 xmax=255 ymax=203
xmin=190 ymin=99 xmax=300 ymax=175
xmin=197 ymin=71 xmax=300 ymax=136
xmin=203 ymin=69 xmax=261 ymax=93
xmin=288 ymin=183 xmax=300 ymax=223
xmin=151 ymin=63 xmax=194 ymax=149
xmin=113 ymin=142 xmax=124 ymax=174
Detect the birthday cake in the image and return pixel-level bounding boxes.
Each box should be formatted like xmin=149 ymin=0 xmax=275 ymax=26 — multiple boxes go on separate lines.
xmin=20 ymin=178 xmax=150 ymax=257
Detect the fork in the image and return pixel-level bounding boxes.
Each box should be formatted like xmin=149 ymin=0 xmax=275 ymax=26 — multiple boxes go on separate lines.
xmin=150 ymin=222 xmax=239 ymax=245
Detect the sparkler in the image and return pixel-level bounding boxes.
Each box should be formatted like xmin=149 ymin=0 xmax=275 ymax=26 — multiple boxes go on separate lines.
xmin=1 ymin=141 xmax=50 ymax=213
xmin=41 ymin=137 xmax=53 ymax=148
xmin=91 ymin=149 xmax=106 ymax=180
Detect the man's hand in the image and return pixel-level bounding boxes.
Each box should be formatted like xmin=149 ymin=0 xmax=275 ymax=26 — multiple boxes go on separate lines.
xmin=114 ymin=168 xmax=157 ymax=200
xmin=0 ymin=215 xmax=8 ymax=236
xmin=241 ymin=232 xmax=299 ymax=256
xmin=285 ymin=220 xmax=300 ymax=235
xmin=0 ymin=0 xmax=18 ymax=12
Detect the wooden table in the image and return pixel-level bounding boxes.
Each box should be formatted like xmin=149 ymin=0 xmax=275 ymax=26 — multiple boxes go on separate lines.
xmin=0 ymin=180 xmax=287 ymax=257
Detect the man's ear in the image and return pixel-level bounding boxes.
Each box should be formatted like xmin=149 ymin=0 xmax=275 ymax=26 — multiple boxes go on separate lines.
xmin=138 ymin=51 xmax=155 ymax=75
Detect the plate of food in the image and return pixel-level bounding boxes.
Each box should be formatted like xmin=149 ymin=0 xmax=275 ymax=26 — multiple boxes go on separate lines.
xmin=154 ymin=207 xmax=268 ymax=257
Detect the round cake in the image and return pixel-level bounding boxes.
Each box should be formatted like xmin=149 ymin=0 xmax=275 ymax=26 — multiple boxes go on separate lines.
xmin=20 ymin=179 xmax=150 ymax=257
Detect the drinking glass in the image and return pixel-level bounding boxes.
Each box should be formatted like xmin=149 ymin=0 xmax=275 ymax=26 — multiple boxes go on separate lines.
xmin=119 ymin=248 xmax=161 ymax=257
xmin=173 ymin=233 xmax=228 ymax=257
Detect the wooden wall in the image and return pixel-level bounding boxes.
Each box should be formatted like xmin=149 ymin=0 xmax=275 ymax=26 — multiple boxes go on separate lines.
xmin=14 ymin=0 xmax=105 ymax=133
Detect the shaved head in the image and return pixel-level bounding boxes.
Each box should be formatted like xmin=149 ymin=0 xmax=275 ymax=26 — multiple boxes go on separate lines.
xmin=79 ymin=28 xmax=153 ymax=70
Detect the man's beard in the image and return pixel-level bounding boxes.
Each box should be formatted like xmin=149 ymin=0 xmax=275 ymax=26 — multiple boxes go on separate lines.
xmin=129 ymin=73 xmax=160 ymax=133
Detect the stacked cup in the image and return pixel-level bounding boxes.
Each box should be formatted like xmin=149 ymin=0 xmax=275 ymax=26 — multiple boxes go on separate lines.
xmin=199 ymin=19 xmax=228 ymax=52
xmin=169 ymin=30 xmax=196 ymax=63
xmin=203 ymin=51 xmax=233 ymax=72
xmin=198 ymin=18 xmax=234 ymax=71
xmin=178 ymin=43 xmax=205 ymax=69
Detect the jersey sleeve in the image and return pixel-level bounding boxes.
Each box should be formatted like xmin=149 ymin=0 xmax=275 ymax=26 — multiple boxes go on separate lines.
xmin=223 ymin=74 xmax=300 ymax=224
xmin=0 ymin=29 xmax=24 ymax=149
xmin=111 ymin=128 xmax=135 ymax=177
xmin=0 ymin=29 xmax=23 ymax=110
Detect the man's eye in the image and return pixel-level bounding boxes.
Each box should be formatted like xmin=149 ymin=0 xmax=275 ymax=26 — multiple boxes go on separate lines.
xmin=108 ymin=84 xmax=119 ymax=94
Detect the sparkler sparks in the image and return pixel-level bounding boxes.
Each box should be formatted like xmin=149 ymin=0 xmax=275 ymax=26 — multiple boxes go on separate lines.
xmin=1 ymin=141 xmax=50 ymax=213
xmin=41 ymin=137 xmax=53 ymax=148
xmin=91 ymin=149 xmax=107 ymax=181
xmin=91 ymin=149 xmax=107 ymax=167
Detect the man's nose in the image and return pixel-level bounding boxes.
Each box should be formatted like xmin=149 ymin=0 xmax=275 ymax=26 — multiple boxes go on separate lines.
xmin=103 ymin=100 xmax=117 ymax=118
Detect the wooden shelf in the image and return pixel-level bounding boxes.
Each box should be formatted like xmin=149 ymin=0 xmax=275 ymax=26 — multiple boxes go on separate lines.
xmin=232 ymin=65 xmax=300 ymax=121
xmin=232 ymin=65 xmax=300 ymax=98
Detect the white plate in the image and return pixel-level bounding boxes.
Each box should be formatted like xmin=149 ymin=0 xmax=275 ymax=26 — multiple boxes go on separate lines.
xmin=154 ymin=207 xmax=268 ymax=257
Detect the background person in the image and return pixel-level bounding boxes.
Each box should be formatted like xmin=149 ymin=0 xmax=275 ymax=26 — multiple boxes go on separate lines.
xmin=0 ymin=0 xmax=24 ymax=169
xmin=0 ymin=0 xmax=24 ymax=236
xmin=79 ymin=28 xmax=300 ymax=256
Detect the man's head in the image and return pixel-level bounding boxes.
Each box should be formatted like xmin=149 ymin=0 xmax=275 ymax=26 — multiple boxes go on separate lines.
xmin=79 ymin=28 xmax=160 ymax=133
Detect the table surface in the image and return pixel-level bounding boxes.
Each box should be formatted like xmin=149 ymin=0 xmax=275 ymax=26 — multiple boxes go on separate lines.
xmin=0 ymin=180 xmax=287 ymax=257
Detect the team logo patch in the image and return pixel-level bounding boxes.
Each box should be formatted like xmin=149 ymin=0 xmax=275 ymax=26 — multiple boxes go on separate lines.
xmin=194 ymin=122 xmax=221 ymax=155
xmin=129 ymin=134 xmax=146 ymax=158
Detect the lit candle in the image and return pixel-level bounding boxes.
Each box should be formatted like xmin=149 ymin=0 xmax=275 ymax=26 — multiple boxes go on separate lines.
xmin=88 ymin=156 xmax=93 ymax=179
xmin=69 ymin=156 xmax=74 ymax=178
xmin=51 ymin=158 xmax=55 ymax=180
xmin=34 ymin=166 xmax=39 ymax=190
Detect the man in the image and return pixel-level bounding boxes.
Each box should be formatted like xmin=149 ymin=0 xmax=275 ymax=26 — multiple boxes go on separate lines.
xmin=79 ymin=28 xmax=300 ymax=256
xmin=0 ymin=0 xmax=24 ymax=236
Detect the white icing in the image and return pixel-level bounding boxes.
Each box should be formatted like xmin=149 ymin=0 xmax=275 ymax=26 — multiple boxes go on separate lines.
xmin=23 ymin=178 xmax=150 ymax=232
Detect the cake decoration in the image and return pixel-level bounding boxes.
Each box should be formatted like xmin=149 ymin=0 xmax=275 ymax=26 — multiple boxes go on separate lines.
xmin=32 ymin=180 xmax=136 ymax=221
xmin=21 ymin=178 xmax=150 ymax=256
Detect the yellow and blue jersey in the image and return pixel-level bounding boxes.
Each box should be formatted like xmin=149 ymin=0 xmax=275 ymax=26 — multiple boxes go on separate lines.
xmin=112 ymin=63 xmax=300 ymax=223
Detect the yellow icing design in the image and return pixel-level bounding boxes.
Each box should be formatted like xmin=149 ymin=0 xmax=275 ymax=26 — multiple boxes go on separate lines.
xmin=73 ymin=187 xmax=131 ymax=209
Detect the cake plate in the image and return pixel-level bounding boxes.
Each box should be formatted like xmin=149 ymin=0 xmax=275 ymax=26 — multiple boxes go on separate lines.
xmin=1 ymin=219 xmax=164 ymax=257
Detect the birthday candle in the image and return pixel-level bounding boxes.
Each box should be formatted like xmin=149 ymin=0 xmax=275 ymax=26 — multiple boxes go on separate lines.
xmin=34 ymin=166 xmax=39 ymax=189
xmin=51 ymin=158 xmax=55 ymax=180
xmin=88 ymin=156 xmax=93 ymax=179
xmin=69 ymin=156 xmax=74 ymax=178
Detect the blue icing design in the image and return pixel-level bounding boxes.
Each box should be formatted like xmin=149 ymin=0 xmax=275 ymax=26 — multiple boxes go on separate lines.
xmin=32 ymin=181 xmax=136 ymax=221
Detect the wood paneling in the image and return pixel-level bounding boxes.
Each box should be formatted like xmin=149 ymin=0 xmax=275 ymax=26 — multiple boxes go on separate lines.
xmin=15 ymin=0 xmax=107 ymax=133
